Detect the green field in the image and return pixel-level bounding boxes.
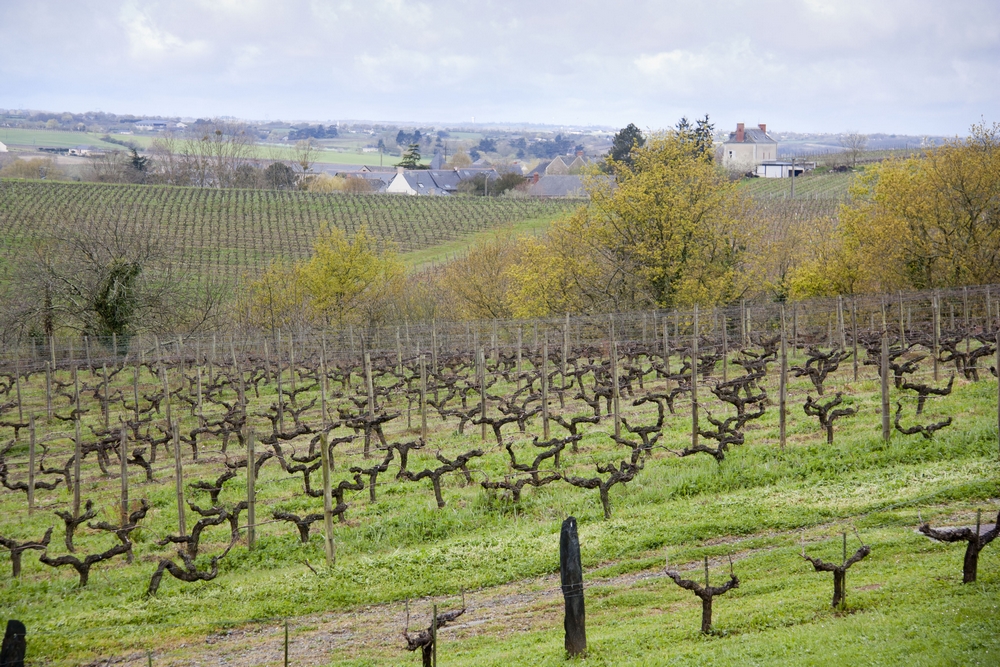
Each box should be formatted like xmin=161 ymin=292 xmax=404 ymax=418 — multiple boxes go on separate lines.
xmin=0 ymin=129 xmax=126 ymax=151
xmin=0 ymin=128 xmax=424 ymax=166
xmin=0 ymin=331 xmax=997 ymax=666
xmin=0 ymin=180 xmax=577 ymax=286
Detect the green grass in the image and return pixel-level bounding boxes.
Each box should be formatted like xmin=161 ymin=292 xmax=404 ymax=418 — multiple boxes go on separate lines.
xmin=402 ymin=208 xmax=580 ymax=270
xmin=1 ymin=345 xmax=997 ymax=665
xmin=0 ymin=129 xmax=127 ymax=151
xmin=0 ymin=127 xmax=424 ymax=166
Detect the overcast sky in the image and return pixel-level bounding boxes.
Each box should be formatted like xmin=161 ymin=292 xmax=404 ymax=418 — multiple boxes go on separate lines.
xmin=2 ymin=0 xmax=997 ymax=135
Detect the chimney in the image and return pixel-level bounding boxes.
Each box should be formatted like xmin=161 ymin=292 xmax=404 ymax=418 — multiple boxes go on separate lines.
xmin=736 ymin=123 xmax=745 ymax=142
xmin=396 ymin=166 xmax=404 ymax=174
xmin=532 ymin=172 xmax=540 ymax=184
xmin=576 ymin=150 xmax=583 ymax=157
xmin=758 ymin=123 xmax=767 ymax=134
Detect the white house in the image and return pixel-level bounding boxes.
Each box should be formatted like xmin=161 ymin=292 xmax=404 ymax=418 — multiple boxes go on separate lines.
xmin=722 ymin=123 xmax=777 ymax=171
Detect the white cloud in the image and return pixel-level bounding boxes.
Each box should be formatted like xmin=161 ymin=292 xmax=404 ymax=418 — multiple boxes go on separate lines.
xmin=118 ymin=1 xmax=210 ymax=61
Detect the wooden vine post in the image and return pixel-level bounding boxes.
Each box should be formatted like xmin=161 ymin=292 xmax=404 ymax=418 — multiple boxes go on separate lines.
xmin=779 ymin=305 xmax=788 ymax=451
xmin=898 ymin=291 xmax=906 ymax=348
xmin=173 ymin=421 xmax=186 ymax=537
xmin=319 ymin=432 xmax=335 ymax=566
xmin=45 ymin=361 xmax=53 ymax=418
xmin=364 ymin=351 xmax=376 ymax=416
xmin=662 ymin=321 xmax=671 ymax=378
xmin=73 ymin=416 xmax=82 ymax=515
xmin=478 ymin=347 xmax=488 ymax=442
xmin=516 ymin=326 xmax=523 ymax=392
xmin=119 ymin=423 xmax=129 ymax=528
xmin=560 ymin=516 xmax=586 ymax=657
xmin=933 ymin=294 xmax=941 ymax=381
xmin=996 ymin=331 xmax=1000 ymax=460
xmin=542 ymin=342 xmax=551 ymax=439
xmin=611 ymin=341 xmax=620 ymax=439
xmin=246 ymin=429 xmax=256 ymax=549
xmin=14 ymin=360 xmax=23 ymax=426
xmin=838 ymin=296 xmax=847 ymax=350
xmin=420 ymin=354 xmax=428 ymax=441
xmin=721 ymin=314 xmax=728 ymax=383
xmin=852 ymin=298 xmax=859 ymax=382
xmin=881 ymin=332 xmax=891 ymax=443
xmin=28 ymin=416 xmax=36 ymax=516
xmin=691 ymin=305 xmax=699 ymax=450
xmin=276 ymin=332 xmax=285 ymax=432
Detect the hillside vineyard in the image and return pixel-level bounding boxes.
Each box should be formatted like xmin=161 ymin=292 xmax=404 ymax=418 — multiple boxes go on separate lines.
xmin=0 ymin=180 xmax=578 ymax=285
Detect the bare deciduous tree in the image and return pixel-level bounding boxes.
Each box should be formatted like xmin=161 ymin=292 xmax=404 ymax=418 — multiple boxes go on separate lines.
xmin=840 ymin=131 xmax=869 ymax=168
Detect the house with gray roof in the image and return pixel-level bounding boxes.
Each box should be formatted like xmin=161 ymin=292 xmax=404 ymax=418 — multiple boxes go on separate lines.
xmin=722 ymin=123 xmax=777 ymax=171
xmin=386 ymin=167 xmax=500 ymax=195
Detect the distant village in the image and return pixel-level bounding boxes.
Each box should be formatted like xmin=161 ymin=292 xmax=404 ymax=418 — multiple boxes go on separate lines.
xmin=0 ymin=109 xmax=945 ymax=195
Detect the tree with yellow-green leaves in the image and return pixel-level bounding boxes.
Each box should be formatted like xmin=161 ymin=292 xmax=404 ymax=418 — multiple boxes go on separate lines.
xmin=247 ymin=226 xmax=404 ymax=330
xmin=837 ymin=120 xmax=1000 ymax=292
xmin=508 ymin=131 xmax=746 ymax=316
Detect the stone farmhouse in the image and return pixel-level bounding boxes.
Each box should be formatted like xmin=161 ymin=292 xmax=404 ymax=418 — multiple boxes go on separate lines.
xmin=721 ymin=123 xmax=777 ymax=172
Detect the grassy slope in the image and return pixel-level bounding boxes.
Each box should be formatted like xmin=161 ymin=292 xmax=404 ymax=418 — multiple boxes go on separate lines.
xmin=1 ymin=349 xmax=997 ymax=665
xmin=402 ymin=208 xmax=581 ymax=270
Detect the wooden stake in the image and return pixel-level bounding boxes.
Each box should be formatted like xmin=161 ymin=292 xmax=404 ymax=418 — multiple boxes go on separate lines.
xmin=838 ymin=296 xmax=847 ymax=350
xmin=663 ymin=321 xmax=671 ymax=377
xmin=246 ymin=429 xmax=256 ymax=549
xmin=432 ymin=603 xmax=438 ymax=667
xmin=479 ymin=347 xmax=488 ymax=442
xmin=28 ymin=416 xmax=36 ymax=516
xmin=320 ymin=433 xmax=335 ymax=566
xmin=173 ymin=422 xmax=186 ymax=537
xmin=160 ymin=368 xmax=172 ymax=446
xmin=516 ymin=327 xmax=523 ymax=392
xmin=120 ymin=424 xmax=129 ymax=527
xmin=542 ymin=342 xmax=551 ymax=439
xmin=276 ymin=335 xmax=285 ymax=433
xmin=102 ymin=363 xmax=110 ymax=430
xmin=898 ymin=291 xmax=906 ymax=348
xmin=73 ymin=416 xmax=82 ymax=515
xmin=14 ymin=361 xmax=23 ymax=425
xmin=692 ymin=305 xmax=699 ymax=449
xmin=933 ymin=294 xmax=941 ymax=382
xmin=133 ymin=365 xmax=140 ymax=426
xmin=793 ymin=302 xmax=799 ymax=351
xmin=359 ymin=349 xmax=373 ymax=414
xmin=611 ymin=341 xmax=620 ymax=439
xmin=780 ymin=305 xmax=788 ymax=451
xmin=881 ymin=333 xmax=891 ymax=443
xmin=420 ymin=354 xmax=428 ymax=441
xmin=396 ymin=328 xmax=403 ymax=376
xmin=722 ymin=315 xmax=728 ymax=383
xmin=852 ymin=298 xmax=859 ymax=382
xmin=431 ymin=321 xmax=438 ymax=375
xmin=45 ymin=361 xmax=52 ymax=418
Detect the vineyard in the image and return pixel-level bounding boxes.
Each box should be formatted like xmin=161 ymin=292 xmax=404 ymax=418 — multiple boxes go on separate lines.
xmin=1 ymin=286 xmax=999 ymax=665
xmin=739 ymin=171 xmax=856 ymax=199
xmin=0 ymin=180 xmax=581 ymax=287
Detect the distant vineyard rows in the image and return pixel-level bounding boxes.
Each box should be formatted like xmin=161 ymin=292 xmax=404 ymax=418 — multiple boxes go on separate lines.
xmin=0 ymin=180 xmax=581 ymax=285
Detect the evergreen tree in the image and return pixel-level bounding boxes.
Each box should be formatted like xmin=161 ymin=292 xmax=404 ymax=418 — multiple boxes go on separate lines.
xmin=608 ymin=123 xmax=645 ymax=169
xmin=396 ymin=143 xmax=422 ymax=168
